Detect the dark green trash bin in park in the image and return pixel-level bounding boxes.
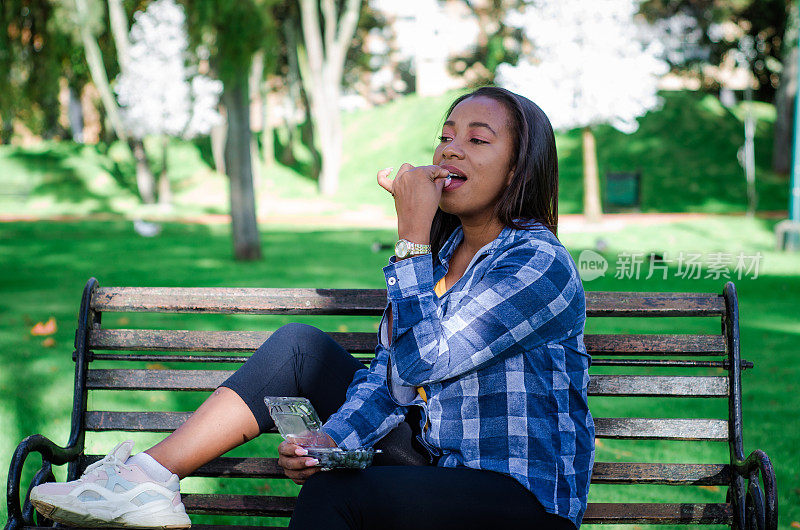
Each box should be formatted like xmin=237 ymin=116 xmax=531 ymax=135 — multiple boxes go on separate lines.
xmin=604 ymin=171 xmax=641 ymax=212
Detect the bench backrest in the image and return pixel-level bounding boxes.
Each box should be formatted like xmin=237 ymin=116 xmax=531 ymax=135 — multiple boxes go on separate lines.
xmin=68 ymin=278 xmax=748 ymax=526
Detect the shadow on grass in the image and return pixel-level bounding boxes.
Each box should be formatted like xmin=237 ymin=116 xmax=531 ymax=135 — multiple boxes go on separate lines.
xmin=4 ymin=145 xmax=118 ymax=214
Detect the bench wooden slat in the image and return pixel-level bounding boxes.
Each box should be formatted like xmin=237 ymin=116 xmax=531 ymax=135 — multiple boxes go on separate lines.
xmin=585 ymin=292 xmax=725 ymax=316
xmin=182 ymin=494 xmax=295 ymax=517
xmin=92 ymin=288 xmax=387 ymax=315
xmin=83 ymin=454 xmax=731 ymax=485
xmin=89 ymin=329 xmax=378 ymax=353
xmin=590 ymin=375 xmax=728 ymax=397
xmin=84 ymin=411 xmax=728 ymax=440
xmin=594 ymin=418 xmax=728 ymax=441
xmin=89 ymin=329 xmax=725 ymax=356
xmin=82 ymin=454 xmax=287 ymax=479
xmin=90 ymin=287 xmax=724 ymax=316
xmin=85 ymin=411 xmax=193 ymax=432
xmin=87 ymin=353 xmax=730 ymax=369
xmin=87 ymin=369 xmax=229 ymax=391
xmin=590 ymin=462 xmax=730 ymax=485
xmin=180 ymin=494 xmax=731 ymax=524
xmin=87 ymin=369 xmax=729 ymax=397
xmin=586 ymin=334 xmax=725 ymax=355
xmin=583 ymin=502 xmax=733 ymax=524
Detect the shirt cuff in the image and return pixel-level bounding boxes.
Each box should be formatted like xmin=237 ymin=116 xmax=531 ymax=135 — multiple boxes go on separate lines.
xmin=320 ymin=419 xmax=359 ymax=450
xmin=383 ymin=254 xmax=434 ymax=299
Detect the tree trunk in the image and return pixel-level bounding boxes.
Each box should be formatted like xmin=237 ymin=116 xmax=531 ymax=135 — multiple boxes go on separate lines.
xmin=582 ymin=126 xmax=603 ymax=223
xmin=129 ymin=139 xmax=156 ymax=204
xmin=222 ymin=76 xmax=262 ymax=261
xmin=211 ymin=120 xmax=226 ymax=173
xmin=249 ymin=51 xmax=264 ymax=187
xmin=280 ymin=24 xmax=302 ymax=167
xmin=74 ymin=0 xmax=127 ymax=143
xmin=260 ymin=80 xmax=274 ymax=167
xmin=0 ymin=114 xmax=12 ymax=144
xmin=297 ymin=0 xmax=360 ymax=195
xmin=158 ymin=136 xmax=172 ymax=207
xmin=773 ymin=46 xmax=797 ymax=175
xmin=67 ymin=84 xmax=85 ymax=143
xmin=76 ymin=0 xmax=157 ymax=203
xmin=107 ymin=0 xmax=130 ymax=72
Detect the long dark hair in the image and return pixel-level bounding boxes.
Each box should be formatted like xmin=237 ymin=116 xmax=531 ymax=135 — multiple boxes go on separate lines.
xmin=430 ymin=86 xmax=559 ymax=258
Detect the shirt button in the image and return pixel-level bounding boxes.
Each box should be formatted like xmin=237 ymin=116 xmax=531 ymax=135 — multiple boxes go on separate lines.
xmin=388 ymin=277 xmax=397 ymax=286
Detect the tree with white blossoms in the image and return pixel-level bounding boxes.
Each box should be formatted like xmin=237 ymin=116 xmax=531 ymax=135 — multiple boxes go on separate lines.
xmin=114 ymin=0 xmax=223 ymax=206
xmin=496 ymin=0 xmax=669 ymax=222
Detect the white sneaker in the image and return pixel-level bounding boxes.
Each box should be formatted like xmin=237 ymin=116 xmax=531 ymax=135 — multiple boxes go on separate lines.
xmin=30 ymin=440 xmax=191 ymax=528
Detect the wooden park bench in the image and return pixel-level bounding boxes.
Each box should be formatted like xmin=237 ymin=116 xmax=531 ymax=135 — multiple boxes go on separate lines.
xmin=6 ymin=278 xmax=777 ymax=529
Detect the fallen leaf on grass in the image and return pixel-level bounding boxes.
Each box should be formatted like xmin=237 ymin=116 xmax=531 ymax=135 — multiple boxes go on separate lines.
xmin=789 ymin=521 xmax=800 ymax=529
xmin=42 ymin=337 xmax=55 ymax=347
xmin=31 ymin=317 xmax=57 ymax=336
xmin=117 ymin=317 xmax=130 ymax=325
xmin=146 ymin=363 xmax=168 ymax=370
xmin=699 ymin=485 xmax=720 ymax=492
xmin=338 ymin=324 xmax=349 ymax=332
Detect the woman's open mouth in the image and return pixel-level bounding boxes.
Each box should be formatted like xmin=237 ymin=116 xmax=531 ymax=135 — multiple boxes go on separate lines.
xmin=443 ymin=173 xmax=466 ymax=191
xmin=441 ymin=166 xmax=467 ymax=192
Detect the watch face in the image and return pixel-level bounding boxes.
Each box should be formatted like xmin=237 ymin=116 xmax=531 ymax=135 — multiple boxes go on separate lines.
xmin=395 ymin=239 xmax=409 ymax=257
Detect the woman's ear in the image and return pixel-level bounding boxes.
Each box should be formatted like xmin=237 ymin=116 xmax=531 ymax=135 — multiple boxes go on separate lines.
xmin=505 ymin=167 xmax=516 ymax=186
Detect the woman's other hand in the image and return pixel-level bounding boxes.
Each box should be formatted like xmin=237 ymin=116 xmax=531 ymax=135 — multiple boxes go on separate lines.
xmin=277 ymin=432 xmax=337 ymax=485
xmin=377 ymin=164 xmax=449 ymax=244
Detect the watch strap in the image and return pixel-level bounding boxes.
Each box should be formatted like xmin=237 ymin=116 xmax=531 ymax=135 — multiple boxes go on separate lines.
xmin=395 ymin=239 xmax=432 ymax=258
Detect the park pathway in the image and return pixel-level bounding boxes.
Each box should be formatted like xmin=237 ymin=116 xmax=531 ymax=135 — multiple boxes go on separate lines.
xmin=0 ymin=210 xmax=786 ymax=233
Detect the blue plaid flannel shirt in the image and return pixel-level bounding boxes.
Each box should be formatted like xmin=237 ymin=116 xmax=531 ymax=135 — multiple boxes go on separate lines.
xmin=322 ymin=222 xmax=594 ymax=527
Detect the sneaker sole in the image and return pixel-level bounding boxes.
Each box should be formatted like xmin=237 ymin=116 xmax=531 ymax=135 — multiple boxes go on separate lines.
xmin=30 ymin=498 xmax=191 ymax=529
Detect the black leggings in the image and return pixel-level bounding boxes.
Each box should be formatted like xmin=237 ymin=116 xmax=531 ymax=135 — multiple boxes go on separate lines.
xmin=221 ymin=323 xmax=576 ymax=530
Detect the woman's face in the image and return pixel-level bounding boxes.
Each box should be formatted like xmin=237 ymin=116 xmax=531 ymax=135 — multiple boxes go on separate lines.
xmin=433 ymin=95 xmax=516 ymax=225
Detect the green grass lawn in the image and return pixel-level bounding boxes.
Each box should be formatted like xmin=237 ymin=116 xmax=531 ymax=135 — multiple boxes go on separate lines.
xmin=1 ymin=215 xmax=797 ymax=527
xmin=0 ymin=90 xmax=790 ymax=221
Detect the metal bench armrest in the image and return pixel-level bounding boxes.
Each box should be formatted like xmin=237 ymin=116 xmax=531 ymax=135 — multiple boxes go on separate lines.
xmin=5 ymin=434 xmax=82 ymax=530
xmin=732 ymin=449 xmax=777 ymax=530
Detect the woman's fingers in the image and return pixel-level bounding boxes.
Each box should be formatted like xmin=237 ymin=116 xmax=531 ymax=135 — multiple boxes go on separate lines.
xmin=379 ymin=163 xmax=450 ymax=196
xmin=378 ymin=163 xmax=419 ymax=196
xmin=376 ymin=167 xmax=394 ymax=195
xmin=431 ymin=166 xmax=450 ymax=181
xmin=277 ymin=441 xmax=320 ymax=485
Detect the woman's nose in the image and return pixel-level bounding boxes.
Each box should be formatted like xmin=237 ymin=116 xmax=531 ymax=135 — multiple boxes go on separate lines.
xmin=441 ymin=139 xmax=464 ymax=159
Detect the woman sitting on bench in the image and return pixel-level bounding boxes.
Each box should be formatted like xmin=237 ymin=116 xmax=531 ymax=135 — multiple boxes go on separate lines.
xmin=30 ymin=86 xmax=595 ymax=530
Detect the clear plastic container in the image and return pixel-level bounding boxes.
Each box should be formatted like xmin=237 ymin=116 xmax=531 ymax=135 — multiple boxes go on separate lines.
xmin=264 ymin=396 xmax=379 ymax=470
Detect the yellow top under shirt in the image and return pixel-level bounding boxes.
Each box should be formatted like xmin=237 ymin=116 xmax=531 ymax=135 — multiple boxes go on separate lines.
xmin=417 ymin=276 xmax=447 ymax=404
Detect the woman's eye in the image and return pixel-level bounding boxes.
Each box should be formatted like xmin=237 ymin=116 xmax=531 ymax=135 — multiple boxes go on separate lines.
xmin=470 ymin=138 xmax=488 ymax=144
xmin=438 ymin=135 xmax=451 ymax=143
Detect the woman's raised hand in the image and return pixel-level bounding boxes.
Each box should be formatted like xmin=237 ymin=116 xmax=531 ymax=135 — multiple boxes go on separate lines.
xmin=377 ymin=164 xmax=450 ymax=244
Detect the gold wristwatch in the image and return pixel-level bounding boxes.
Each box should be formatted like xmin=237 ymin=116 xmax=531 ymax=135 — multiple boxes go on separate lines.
xmin=394 ymin=239 xmax=431 ymax=259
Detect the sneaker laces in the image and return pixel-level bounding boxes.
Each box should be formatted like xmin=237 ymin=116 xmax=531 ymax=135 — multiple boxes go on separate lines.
xmin=83 ymin=451 xmax=130 ymax=479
